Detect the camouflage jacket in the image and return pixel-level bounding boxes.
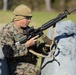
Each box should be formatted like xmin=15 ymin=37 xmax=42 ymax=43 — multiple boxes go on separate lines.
xmin=0 ymin=22 xmax=28 ymax=58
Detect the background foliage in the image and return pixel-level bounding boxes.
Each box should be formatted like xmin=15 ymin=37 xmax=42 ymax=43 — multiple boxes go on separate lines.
xmin=0 ymin=0 xmax=76 ymax=11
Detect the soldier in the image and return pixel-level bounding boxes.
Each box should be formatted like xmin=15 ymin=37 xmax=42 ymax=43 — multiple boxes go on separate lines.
xmin=0 ymin=4 xmax=42 ymax=75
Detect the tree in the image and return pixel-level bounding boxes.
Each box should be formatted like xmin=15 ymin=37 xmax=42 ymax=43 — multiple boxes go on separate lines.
xmin=3 ymin=0 xmax=8 ymax=11
xmin=45 ymin=0 xmax=51 ymax=11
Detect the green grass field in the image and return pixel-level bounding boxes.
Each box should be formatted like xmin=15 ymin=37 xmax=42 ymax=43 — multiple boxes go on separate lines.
xmin=0 ymin=10 xmax=76 ymax=25
xmin=0 ymin=10 xmax=76 ymax=35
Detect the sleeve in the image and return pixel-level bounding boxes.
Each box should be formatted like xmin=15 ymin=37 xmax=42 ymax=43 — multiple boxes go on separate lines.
xmin=0 ymin=30 xmax=27 ymax=58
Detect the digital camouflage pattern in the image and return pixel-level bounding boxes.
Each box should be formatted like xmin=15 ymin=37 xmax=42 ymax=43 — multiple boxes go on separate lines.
xmin=15 ymin=63 xmax=40 ymax=75
xmin=0 ymin=22 xmax=40 ymax=75
xmin=0 ymin=22 xmax=27 ymax=57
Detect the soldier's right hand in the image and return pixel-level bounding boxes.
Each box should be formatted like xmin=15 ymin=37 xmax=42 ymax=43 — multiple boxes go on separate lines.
xmin=25 ymin=35 xmax=39 ymax=48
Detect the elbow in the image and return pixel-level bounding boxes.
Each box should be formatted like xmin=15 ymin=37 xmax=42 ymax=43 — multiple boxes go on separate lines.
xmin=2 ymin=45 xmax=14 ymax=58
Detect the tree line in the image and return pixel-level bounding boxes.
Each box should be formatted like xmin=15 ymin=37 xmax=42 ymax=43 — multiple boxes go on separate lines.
xmin=0 ymin=0 xmax=76 ymax=11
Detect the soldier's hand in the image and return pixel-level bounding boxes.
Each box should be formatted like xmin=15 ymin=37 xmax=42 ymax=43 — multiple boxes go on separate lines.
xmin=25 ymin=35 xmax=39 ymax=48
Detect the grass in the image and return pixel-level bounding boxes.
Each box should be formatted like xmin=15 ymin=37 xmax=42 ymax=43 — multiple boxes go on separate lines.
xmin=0 ymin=10 xmax=76 ymax=25
xmin=1 ymin=10 xmax=75 ymax=35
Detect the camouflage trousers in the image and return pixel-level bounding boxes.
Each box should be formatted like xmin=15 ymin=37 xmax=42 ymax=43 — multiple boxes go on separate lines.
xmin=14 ymin=62 xmax=40 ymax=75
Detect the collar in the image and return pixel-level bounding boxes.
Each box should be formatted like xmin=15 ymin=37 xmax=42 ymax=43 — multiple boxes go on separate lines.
xmin=13 ymin=22 xmax=24 ymax=34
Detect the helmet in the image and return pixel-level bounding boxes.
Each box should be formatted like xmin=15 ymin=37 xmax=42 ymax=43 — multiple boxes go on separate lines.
xmin=13 ymin=4 xmax=32 ymax=20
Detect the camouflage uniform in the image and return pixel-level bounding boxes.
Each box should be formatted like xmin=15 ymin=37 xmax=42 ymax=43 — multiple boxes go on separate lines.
xmin=0 ymin=22 xmax=40 ymax=75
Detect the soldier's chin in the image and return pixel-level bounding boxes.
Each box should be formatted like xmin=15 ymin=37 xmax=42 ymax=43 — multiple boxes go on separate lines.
xmin=21 ymin=25 xmax=27 ymax=28
xmin=21 ymin=26 xmax=29 ymax=29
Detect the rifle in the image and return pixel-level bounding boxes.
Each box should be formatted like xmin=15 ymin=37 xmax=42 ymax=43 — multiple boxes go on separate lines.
xmin=15 ymin=8 xmax=76 ymax=45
